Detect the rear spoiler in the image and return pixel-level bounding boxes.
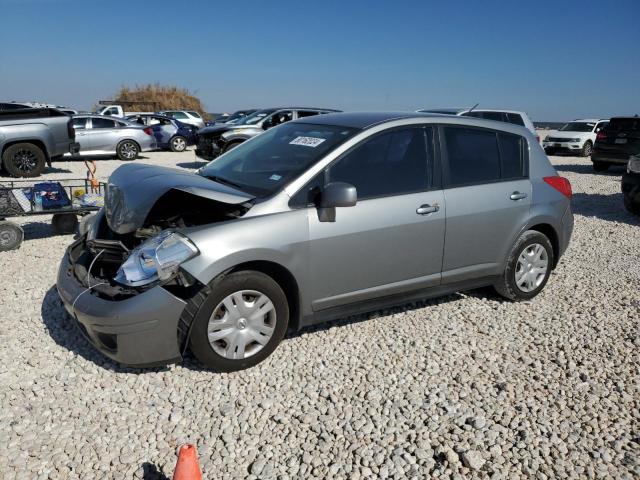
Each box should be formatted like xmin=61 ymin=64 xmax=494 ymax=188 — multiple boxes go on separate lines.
xmin=0 ymin=108 xmax=69 ymax=120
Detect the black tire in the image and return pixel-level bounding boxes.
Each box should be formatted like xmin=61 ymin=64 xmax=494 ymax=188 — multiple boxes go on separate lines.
xmin=188 ymin=270 xmax=289 ymax=372
xmin=2 ymin=143 xmax=46 ymax=177
xmin=51 ymin=213 xmax=79 ymax=234
xmin=581 ymin=141 xmax=593 ymax=157
xmin=592 ymin=161 xmax=609 ymax=172
xmin=494 ymin=230 xmax=554 ymax=301
xmin=116 ymin=140 xmax=140 ymax=161
xmin=0 ymin=221 xmax=24 ymax=251
xmin=170 ymin=136 xmax=187 ymax=152
xmin=222 ymin=141 xmax=243 ymax=153
xmin=623 ymin=194 xmax=640 ymax=216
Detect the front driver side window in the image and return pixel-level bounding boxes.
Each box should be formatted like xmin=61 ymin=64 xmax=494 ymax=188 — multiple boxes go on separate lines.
xmin=328 ymin=127 xmax=433 ymax=200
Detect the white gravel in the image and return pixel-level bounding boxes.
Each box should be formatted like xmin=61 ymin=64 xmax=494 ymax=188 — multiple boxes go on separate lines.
xmin=0 ymin=150 xmax=638 ymax=479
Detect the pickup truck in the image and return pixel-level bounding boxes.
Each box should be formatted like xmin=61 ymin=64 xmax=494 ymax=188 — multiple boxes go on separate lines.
xmin=96 ymin=104 xmax=153 ymax=118
xmin=0 ymin=108 xmax=80 ymax=177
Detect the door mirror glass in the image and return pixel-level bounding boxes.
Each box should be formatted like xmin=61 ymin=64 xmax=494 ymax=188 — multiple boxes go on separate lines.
xmin=320 ymin=182 xmax=357 ymax=208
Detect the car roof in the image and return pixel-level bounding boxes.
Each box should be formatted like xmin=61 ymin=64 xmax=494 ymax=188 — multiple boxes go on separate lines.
xmin=461 ymin=108 xmax=526 ymax=115
xmin=571 ymin=118 xmax=606 ymax=123
xmin=295 ymin=111 xmax=442 ymax=129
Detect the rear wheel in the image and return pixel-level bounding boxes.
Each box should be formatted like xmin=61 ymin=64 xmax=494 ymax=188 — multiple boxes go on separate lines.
xmin=188 ymin=270 xmax=289 ymax=372
xmin=0 ymin=221 xmax=23 ymax=251
xmin=223 ymin=141 xmax=243 ymax=153
xmin=2 ymin=143 xmax=46 ymax=177
xmin=116 ymin=140 xmax=139 ymax=160
xmin=51 ymin=213 xmax=78 ymax=234
xmin=581 ymin=141 xmax=593 ymax=157
xmin=494 ymin=230 xmax=554 ymax=301
xmin=592 ymin=161 xmax=609 ymax=172
xmin=170 ymin=136 xmax=187 ymax=152
xmin=623 ymin=194 xmax=640 ymax=215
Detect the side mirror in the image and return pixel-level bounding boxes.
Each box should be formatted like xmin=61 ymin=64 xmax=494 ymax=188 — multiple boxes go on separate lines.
xmin=319 ymin=182 xmax=357 ymax=208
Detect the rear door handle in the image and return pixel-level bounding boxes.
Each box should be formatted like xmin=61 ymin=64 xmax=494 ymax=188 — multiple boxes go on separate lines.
xmin=510 ymin=192 xmax=528 ymax=201
xmin=416 ymin=204 xmax=439 ymax=215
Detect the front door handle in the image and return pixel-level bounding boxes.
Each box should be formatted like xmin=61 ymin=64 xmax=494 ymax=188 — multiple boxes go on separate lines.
xmin=510 ymin=192 xmax=528 ymax=201
xmin=416 ymin=204 xmax=439 ymax=215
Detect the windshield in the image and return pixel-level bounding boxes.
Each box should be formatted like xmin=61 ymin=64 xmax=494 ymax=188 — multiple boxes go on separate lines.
xmin=198 ymin=122 xmax=357 ymax=196
xmin=559 ymin=122 xmax=595 ymax=132
xmin=235 ymin=109 xmax=276 ymax=125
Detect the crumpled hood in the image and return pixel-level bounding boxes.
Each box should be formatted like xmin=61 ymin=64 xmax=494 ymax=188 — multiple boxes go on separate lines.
xmin=104 ymin=163 xmax=254 ymax=234
xmin=198 ymin=124 xmax=257 ymax=136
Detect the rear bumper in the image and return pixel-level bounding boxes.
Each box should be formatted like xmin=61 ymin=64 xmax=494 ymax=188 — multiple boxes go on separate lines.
xmin=56 ymin=245 xmax=186 ymax=367
xmin=591 ymin=150 xmax=631 ymax=165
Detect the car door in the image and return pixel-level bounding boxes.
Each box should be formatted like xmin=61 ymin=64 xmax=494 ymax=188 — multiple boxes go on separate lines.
xmin=302 ymin=126 xmax=445 ymax=311
xmin=87 ymin=117 xmax=118 ymax=152
xmin=439 ymin=125 xmax=531 ymax=283
xmin=71 ymin=117 xmax=91 ymax=152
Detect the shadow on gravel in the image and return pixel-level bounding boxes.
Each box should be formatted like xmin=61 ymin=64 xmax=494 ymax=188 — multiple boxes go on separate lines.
xmin=571 ymin=192 xmax=640 ymax=225
xmin=41 ymin=286 xmax=170 ymax=374
xmin=141 ymin=462 xmax=169 ymax=480
xmin=554 ymin=163 xmax=626 ymax=175
xmin=176 ymin=160 xmax=207 ymax=170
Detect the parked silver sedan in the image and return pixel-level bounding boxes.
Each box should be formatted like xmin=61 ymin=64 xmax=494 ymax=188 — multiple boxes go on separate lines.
xmin=67 ymin=115 xmax=157 ymax=160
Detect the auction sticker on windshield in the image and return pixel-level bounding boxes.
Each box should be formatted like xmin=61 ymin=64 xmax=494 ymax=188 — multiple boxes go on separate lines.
xmin=290 ymin=136 xmax=326 ymax=147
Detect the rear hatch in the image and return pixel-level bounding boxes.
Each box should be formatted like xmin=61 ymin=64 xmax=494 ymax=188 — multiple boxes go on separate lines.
xmin=594 ymin=117 xmax=640 ymax=160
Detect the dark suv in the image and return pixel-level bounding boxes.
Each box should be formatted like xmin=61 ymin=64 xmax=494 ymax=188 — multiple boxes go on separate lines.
xmin=591 ymin=116 xmax=640 ymax=172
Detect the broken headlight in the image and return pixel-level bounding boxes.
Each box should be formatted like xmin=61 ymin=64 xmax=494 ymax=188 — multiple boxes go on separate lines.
xmin=115 ymin=230 xmax=198 ymax=286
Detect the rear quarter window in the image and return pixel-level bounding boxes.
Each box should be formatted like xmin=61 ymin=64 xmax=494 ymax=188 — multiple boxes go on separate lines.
xmin=506 ymin=113 xmax=525 ymax=126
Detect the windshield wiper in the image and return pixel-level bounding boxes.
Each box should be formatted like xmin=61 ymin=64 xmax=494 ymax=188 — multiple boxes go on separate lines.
xmin=205 ymin=175 xmax=246 ymax=191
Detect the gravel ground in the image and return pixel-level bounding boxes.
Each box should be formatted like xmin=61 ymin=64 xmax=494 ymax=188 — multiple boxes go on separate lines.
xmin=0 ymin=150 xmax=638 ymax=479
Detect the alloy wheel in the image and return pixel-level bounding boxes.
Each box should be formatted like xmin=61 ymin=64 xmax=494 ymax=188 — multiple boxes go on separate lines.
xmin=172 ymin=137 xmax=186 ymax=151
xmin=12 ymin=148 xmax=38 ymax=172
xmin=207 ymin=290 xmax=277 ymax=359
xmin=515 ymin=243 xmax=549 ymax=292
xmin=120 ymin=142 xmax=137 ymax=159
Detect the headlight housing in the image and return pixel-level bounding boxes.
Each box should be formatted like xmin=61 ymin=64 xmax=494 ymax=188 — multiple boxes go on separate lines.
xmin=571 ymin=138 xmax=581 ymax=142
xmin=628 ymin=156 xmax=640 ymax=174
xmin=115 ymin=230 xmax=199 ymax=286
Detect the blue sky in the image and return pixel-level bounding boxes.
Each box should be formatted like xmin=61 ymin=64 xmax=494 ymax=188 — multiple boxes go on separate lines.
xmin=1 ymin=0 xmax=639 ymax=120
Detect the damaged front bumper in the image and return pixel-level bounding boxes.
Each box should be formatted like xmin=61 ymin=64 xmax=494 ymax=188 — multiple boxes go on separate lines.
xmin=56 ymin=237 xmax=188 ymax=367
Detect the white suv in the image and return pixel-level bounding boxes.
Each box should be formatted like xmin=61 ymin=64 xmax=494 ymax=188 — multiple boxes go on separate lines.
xmin=157 ymin=110 xmax=205 ymax=129
xmin=542 ymin=119 xmax=609 ymax=157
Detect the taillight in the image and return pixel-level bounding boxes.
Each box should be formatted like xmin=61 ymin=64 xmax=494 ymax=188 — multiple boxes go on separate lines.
xmin=67 ymin=119 xmax=75 ymax=140
xmin=143 ymin=127 xmax=153 ymax=136
xmin=536 ymin=135 xmax=540 ymax=143
xmin=543 ymin=176 xmax=572 ymax=198
xmin=596 ymin=131 xmax=606 ymax=141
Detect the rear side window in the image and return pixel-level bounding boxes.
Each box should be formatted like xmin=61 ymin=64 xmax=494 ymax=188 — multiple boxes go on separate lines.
xmin=498 ymin=132 xmax=526 ymax=179
xmin=442 ymin=127 xmax=527 ymax=187
xmin=187 ymin=111 xmax=201 ymax=118
xmin=328 ymin=127 xmax=434 ymax=199
xmin=297 ymin=111 xmax=320 ymax=118
xmin=506 ymin=113 xmax=525 ymax=126
xmin=481 ymin=111 xmax=506 ymax=122
xmin=608 ymin=118 xmax=640 ymax=132
xmin=91 ymin=118 xmax=116 ymax=129
xmin=442 ymin=127 xmax=500 ymax=186
xmin=72 ymin=117 xmax=87 ymax=129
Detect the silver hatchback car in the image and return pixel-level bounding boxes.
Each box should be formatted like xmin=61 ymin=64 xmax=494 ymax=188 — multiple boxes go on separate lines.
xmin=57 ymin=112 xmax=573 ymax=371
xmin=69 ymin=115 xmax=157 ymax=160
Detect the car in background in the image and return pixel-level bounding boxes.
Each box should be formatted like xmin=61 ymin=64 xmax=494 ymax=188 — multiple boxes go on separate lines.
xmin=69 ymin=115 xmax=157 ymax=160
xmin=126 ymin=114 xmax=197 ymax=152
xmin=0 ymin=102 xmax=34 ymax=111
xmin=195 ymin=107 xmax=340 ymax=160
xmin=542 ymin=119 xmax=609 ymax=157
xmin=157 ymin=110 xmax=205 ymax=129
xmin=417 ymin=107 xmax=537 ymax=140
xmin=1 ymin=107 xmax=79 ymax=177
xmin=591 ymin=116 xmax=640 ymax=172
xmin=622 ymin=155 xmax=640 ymax=215
xmin=207 ymin=109 xmax=258 ymax=126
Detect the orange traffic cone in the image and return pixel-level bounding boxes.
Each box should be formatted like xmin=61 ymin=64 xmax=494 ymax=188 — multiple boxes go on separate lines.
xmin=172 ymin=444 xmax=203 ymax=480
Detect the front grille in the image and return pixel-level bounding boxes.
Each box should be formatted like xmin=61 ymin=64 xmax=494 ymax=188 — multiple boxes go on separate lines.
xmin=547 ymin=137 xmax=572 ymax=142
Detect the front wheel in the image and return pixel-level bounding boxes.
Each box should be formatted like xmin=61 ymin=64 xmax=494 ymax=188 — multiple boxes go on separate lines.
xmin=581 ymin=141 xmax=593 ymax=157
xmin=52 ymin=213 xmax=78 ymax=234
xmin=116 ymin=140 xmax=139 ymax=161
xmin=188 ymin=271 xmax=289 ymax=372
xmin=494 ymin=230 xmax=554 ymax=301
xmin=592 ymin=161 xmax=609 ymax=172
xmin=170 ymin=136 xmax=187 ymax=152
xmin=624 ymin=194 xmax=640 ymax=216
xmin=222 ymin=141 xmax=243 ymax=153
